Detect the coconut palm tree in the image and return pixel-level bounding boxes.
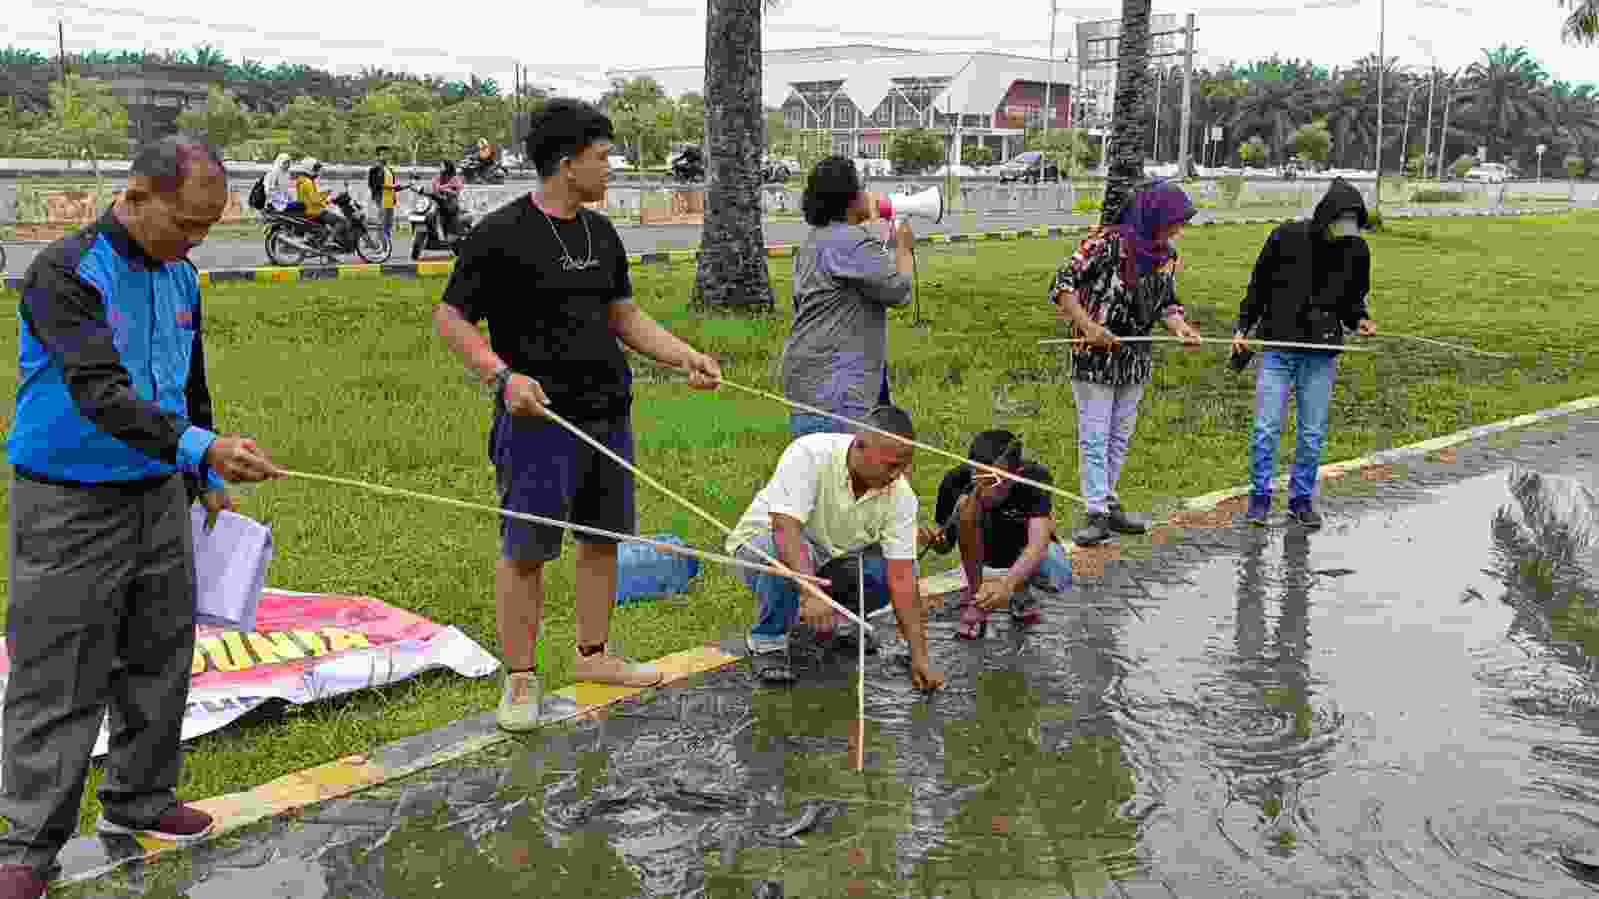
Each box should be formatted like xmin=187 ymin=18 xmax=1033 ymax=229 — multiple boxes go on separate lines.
xmin=692 ymin=0 xmax=777 ymax=309
xmin=1563 ymin=0 xmax=1598 ymax=45
xmin=1099 ymin=0 xmax=1155 ymax=226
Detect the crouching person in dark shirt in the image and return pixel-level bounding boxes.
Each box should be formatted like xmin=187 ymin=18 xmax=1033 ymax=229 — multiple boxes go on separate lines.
xmin=921 ymin=430 xmax=1072 ymax=640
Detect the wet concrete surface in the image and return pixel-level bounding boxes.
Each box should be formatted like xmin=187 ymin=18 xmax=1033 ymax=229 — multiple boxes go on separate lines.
xmin=53 ymin=411 xmax=1599 ymax=898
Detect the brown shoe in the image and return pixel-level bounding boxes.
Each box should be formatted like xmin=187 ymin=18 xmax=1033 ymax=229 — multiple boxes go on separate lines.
xmin=96 ymin=803 xmax=214 ymax=843
xmin=573 ymin=646 xmax=662 ymax=687
xmin=0 ymin=865 xmax=45 ymax=899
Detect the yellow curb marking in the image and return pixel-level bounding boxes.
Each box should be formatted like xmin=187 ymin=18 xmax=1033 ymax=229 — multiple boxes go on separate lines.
xmin=337 ymin=265 xmax=382 ymax=279
xmin=254 ymin=268 xmax=298 ymax=284
xmin=416 ymin=261 xmax=453 ymax=277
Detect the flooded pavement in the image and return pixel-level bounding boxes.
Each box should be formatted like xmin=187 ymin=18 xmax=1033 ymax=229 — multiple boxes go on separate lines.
xmin=57 ymin=412 xmax=1599 ymax=899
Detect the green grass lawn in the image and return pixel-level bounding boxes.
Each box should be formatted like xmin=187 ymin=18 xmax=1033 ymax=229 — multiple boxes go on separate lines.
xmin=0 ymin=211 xmax=1596 ymax=837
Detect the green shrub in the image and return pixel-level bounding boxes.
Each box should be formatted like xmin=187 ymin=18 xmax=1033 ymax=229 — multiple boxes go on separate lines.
xmin=1567 ymin=156 xmax=1587 ymax=180
xmin=1451 ymin=156 xmax=1477 ymax=179
xmin=1072 ymin=193 xmax=1103 ymax=214
xmin=1412 ymin=189 xmax=1466 ymax=204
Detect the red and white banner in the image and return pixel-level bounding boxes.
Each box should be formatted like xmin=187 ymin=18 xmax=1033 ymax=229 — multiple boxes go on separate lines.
xmin=0 ymin=590 xmax=500 ymax=757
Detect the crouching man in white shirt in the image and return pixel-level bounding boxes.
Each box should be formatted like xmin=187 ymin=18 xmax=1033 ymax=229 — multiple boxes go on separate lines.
xmin=725 ymin=405 xmax=945 ymax=690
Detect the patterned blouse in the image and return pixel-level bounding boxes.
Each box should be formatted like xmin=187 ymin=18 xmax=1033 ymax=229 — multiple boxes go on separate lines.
xmin=1051 ymin=231 xmax=1185 ymax=387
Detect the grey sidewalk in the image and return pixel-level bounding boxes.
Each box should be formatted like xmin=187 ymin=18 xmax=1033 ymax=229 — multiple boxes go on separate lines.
xmin=49 ymin=405 xmax=1599 ymax=899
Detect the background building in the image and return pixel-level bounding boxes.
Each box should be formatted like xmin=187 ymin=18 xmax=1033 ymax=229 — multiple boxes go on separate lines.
xmin=608 ymin=45 xmax=1076 ymax=165
xmin=97 ymin=63 xmax=222 ymax=147
xmin=1074 ymin=14 xmax=1183 ymax=133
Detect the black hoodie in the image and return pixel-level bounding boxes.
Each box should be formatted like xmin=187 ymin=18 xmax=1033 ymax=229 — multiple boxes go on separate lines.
xmin=1235 ymin=178 xmax=1372 ymax=349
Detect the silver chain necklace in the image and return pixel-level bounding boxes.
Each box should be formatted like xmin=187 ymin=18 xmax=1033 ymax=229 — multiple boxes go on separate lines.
xmin=534 ymin=197 xmax=598 ymax=271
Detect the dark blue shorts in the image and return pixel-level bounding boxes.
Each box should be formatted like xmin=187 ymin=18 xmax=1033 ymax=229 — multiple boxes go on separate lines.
xmin=490 ymin=412 xmax=635 ymax=563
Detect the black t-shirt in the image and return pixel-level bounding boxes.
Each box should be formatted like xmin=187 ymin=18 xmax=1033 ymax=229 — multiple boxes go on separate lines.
xmin=933 ymin=459 xmax=1054 ymax=568
xmin=441 ymin=195 xmax=633 ymax=421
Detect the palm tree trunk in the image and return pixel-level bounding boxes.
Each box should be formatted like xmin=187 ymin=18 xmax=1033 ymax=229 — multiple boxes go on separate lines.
xmin=692 ymin=0 xmax=774 ymax=310
xmin=1100 ymin=0 xmax=1153 ymax=227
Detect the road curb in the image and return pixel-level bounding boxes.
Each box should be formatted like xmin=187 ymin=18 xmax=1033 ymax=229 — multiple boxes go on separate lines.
xmin=0 ymin=206 xmax=1563 ymax=291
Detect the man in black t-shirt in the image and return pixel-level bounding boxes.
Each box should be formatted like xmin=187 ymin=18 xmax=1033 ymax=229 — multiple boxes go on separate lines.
xmin=922 ymin=430 xmax=1073 ymax=639
xmin=434 ymin=99 xmax=722 ymax=733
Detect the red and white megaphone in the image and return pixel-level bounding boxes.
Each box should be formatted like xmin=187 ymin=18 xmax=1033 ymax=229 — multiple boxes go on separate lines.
xmin=874 ymin=186 xmax=944 ymax=225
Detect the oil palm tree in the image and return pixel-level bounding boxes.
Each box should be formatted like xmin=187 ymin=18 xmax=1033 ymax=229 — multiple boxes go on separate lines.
xmin=1459 ymin=45 xmax=1552 ymax=163
xmin=1099 ymin=0 xmax=1155 ymax=226
xmin=692 ymin=0 xmax=776 ymax=309
xmin=1563 ymin=0 xmax=1598 ymax=45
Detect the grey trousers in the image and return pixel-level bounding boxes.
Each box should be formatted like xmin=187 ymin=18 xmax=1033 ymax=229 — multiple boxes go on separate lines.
xmin=0 ymin=474 xmax=196 ymax=872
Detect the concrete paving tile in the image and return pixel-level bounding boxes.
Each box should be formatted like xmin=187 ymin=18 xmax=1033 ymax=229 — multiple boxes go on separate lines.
xmin=301 ymin=797 xmax=398 ymax=827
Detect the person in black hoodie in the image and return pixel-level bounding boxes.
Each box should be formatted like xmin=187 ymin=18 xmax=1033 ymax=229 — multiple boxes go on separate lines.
xmin=1231 ymin=178 xmax=1377 ymax=529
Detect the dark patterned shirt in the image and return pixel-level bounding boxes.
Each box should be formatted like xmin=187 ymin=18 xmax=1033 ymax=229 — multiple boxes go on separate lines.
xmin=1051 ymin=231 xmax=1185 ymax=387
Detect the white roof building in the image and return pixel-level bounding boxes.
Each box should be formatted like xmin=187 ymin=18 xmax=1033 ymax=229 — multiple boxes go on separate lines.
xmin=608 ymin=45 xmax=1077 ymax=162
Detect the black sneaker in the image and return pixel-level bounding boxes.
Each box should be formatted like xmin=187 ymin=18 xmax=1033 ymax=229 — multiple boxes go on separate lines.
xmin=1287 ymin=498 xmax=1322 ymax=530
xmin=1246 ymin=493 xmax=1271 ymax=527
xmin=1106 ymin=499 xmax=1149 ymax=534
xmin=1073 ymin=512 xmax=1113 ymax=546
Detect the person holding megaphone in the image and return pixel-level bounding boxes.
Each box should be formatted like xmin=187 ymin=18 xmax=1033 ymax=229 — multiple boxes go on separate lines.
xmin=779 ymin=156 xmax=920 ymax=438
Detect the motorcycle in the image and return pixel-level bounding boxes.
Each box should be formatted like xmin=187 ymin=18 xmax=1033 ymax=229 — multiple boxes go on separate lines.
xmin=263 ymin=188 xmax=391 ymax=266
xmin=459 ymin=155 xmax=507 ymax=185
xmin=670 ymin=146 xmax=705 ymax=182
xmin=404 ymin=183 xmax=477 ymax=259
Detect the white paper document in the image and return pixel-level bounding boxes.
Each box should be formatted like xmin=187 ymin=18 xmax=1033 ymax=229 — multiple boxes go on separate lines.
xmin=189 ymin=504 xmax=273 ymax=631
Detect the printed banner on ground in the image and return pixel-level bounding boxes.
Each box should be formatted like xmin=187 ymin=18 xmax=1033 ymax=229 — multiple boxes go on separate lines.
xmin=0 ymin=590 xmax=500 ymax=758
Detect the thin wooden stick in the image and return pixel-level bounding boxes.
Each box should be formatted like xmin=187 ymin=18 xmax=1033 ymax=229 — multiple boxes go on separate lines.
xmin=856 ymin=553 xmax=866 ymax=772
xmin=535 ymin=405 xmax=873 ymax=633
xmin=710 ymin=377 xmax=1092 ymax=509
xmin=1037 ymin=336 xmax=1376 ymax=352
xmin=278 ymin=469 xmax=830 ymax=587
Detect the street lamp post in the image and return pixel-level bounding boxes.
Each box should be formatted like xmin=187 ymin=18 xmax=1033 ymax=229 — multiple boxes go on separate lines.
xmin=1537 ymin=143 xmax=1547 ymax=183
xmin=1399 ymin=81 xmax=1424 ymax=177
xmin=1372 ymin=0 xmax=1386 ymax=218
xmin=1045 ymin=0 xmax=1058 ymax=139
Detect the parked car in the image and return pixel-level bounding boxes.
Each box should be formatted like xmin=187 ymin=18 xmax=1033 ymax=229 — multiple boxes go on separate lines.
xmin=1466 ymin=163 xmax=1509 ymax=184
xmin=997 ymin=151 xmax=1060 ymax=184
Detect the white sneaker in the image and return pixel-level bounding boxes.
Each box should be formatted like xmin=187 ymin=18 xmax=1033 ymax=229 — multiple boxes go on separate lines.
xmin=496 ymin=670 xmax=543 ymax=732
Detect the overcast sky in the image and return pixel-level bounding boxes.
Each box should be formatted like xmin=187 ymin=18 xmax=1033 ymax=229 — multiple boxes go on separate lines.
xmin=5 ymin=0 xmax=1594 ymax=98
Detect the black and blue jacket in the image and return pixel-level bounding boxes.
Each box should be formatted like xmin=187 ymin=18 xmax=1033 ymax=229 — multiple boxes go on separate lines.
xmin=6 ymin=208 xmax=224 ymax=495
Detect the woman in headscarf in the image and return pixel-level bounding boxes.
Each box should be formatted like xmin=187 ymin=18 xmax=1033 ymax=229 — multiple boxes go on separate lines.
xmin=1051 ymin=181 xmax=1203 ymax=547
xmin=263 ymin=152 xmax=294 ymax=211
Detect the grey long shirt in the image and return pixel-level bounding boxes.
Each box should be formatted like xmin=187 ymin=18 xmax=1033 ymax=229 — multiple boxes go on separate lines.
xmin=779 ymin=222 xmax=912 ymax=417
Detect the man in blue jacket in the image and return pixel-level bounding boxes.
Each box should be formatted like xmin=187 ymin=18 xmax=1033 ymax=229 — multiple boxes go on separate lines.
xmin=1231 ymin=178 xmax=1378 ymax=529
xmin=0 ymin=136 xmax=282 ymax=899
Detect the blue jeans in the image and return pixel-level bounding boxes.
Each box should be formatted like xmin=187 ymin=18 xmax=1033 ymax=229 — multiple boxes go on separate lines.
xmin=1250 ymin=350 xmax=1339 ymax=501
xmin=788 ymin=368 xmax=891 ymax=438
xmin=1070 ymin=380 xmax=1147 ymax=515
xmin=737 ymin=531 xmax=894 ymax=653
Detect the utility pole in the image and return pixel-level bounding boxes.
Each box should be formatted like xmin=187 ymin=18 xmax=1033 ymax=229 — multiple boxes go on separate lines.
xmin=1373 ymin=0 xmax=1385 ymax=217
xmin=1044 ymin=0 xmax=1058 ymax=139
xmin=1178 ymin=12 xmax=1196 ymax=177
xmin=1422 ymin=67 xmax=1436 ymax=180
xmin=57 ymin=21 xmax=67 ymax=83
xmin=1152 ymin=68 xmax=1163 ymax=162
xmin=1436 ymin=73 xmax=1456 ymax=180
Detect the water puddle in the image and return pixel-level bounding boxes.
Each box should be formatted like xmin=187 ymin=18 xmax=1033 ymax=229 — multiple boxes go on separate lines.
xmin=66 ymin=464 xmax=1599 ymax=898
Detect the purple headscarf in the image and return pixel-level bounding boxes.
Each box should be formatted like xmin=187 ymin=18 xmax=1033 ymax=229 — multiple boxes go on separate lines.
xmin=1115 ymin=179 xmax=1196 ymax=289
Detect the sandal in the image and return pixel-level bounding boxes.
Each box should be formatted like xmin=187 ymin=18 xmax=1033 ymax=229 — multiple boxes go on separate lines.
xmin=1008 ymin=590 xmax=1043 ymax=627
xmin=749 ymin=648 xmax=796 ymax=685
xmin=955 ymin=600 xmax=990 ymax=640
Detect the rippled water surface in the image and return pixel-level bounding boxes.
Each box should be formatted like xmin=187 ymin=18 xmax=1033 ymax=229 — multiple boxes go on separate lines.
xmin=69 ymin=463 xmax=1599 ymax=898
